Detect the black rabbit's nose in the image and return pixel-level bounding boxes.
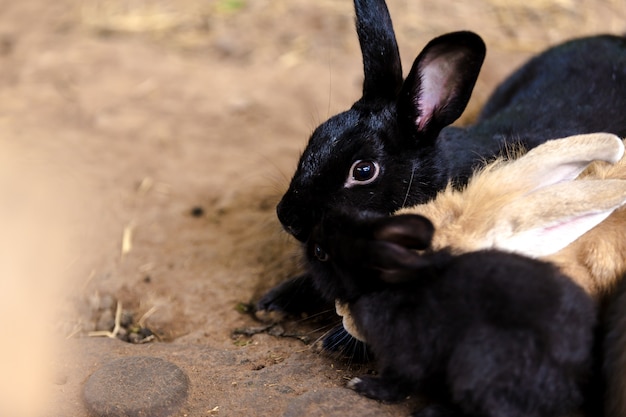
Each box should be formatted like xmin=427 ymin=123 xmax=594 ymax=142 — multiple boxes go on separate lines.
xmin=284 ymin=224 xmax=300 ymax=238
xmin=283 ymin=223 xmax=310 ymax=243
xmin=276 ymin=196 xmax=313 ymax=242
xmin=276 ymin=209 xmax=308 ymax=242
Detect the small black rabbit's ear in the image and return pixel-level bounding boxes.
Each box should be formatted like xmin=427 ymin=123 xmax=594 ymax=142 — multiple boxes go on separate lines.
xmin=372 ymin=214 xmax=435 ymax=250
xmin=363 ymin=240 xmax=431 ymax=284
xmin=354 ymin=0 xmax=403 ymax=100
xmin=398 ymin=31 xmax=486 ymax=142
xmin=364 ymin=214 xmax=435 ymax=283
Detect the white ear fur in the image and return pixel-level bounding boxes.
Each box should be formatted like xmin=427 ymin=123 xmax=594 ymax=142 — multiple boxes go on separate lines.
xmin=487 ymin=179 xmax=626 ymax=257
xmin=506 ymin=133 xmax=624 ymax=192
xmin=416 ymin=51 xmax=466 ymax=130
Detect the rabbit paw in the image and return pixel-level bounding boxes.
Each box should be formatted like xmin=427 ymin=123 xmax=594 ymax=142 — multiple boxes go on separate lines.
xmin=255 ymin=273 xmax=330 ymax=320
xmin=411 ymin=404 xmax=462 ymax=417
xmin=347 ymin=375 xmax=409 ymax=402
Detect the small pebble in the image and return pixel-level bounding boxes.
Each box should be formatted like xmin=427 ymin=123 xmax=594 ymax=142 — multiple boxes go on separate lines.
xmin=116 ymin=327 xmax=128 ymax=341
xmin=128 ymin=333 xmax=142 ymax=344
xmin=190 ymin=206 xmax=205 ymax=217
xmin=120 ymin=311 xmax=134 ymax=327
xmin=83 ymin=356 xmax=188 ymax=417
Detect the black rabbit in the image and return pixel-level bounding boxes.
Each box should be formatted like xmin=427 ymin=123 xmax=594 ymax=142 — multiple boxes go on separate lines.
xmin=307 ymin=210 xmax=596 ymax=417
xmin=257 ymin=0 xmax=626 ymax=349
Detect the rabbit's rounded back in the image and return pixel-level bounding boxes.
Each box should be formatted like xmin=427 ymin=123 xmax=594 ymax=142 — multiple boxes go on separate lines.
xmin=476 ymin=35 xmax=626 ymax=149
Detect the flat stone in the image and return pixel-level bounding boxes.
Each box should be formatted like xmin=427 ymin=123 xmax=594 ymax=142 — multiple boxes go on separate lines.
xmin=283 ymin=388 xmax=418 ymax=417
xmin=83 ymin=356 xmax=189 ymax=417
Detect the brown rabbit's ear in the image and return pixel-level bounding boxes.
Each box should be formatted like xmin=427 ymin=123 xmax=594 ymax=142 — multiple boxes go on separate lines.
xmin=397 ymin=133 xmax=625 ymax=254
xmin=496 ymin=133 xmax=624 ymax=192
xmin=479 ymin=133 xmax=626 ymax=257
xmin=487 ymin=179 xmax=626 ymax=257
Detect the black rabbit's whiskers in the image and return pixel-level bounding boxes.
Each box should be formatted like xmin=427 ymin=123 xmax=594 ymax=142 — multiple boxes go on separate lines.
xmin=401 ymin=166 xmax=416 ymax=208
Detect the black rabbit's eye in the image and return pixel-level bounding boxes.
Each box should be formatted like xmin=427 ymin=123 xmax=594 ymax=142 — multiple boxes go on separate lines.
xmin=314 ymin=244 xmax=329 ymax=262
xmin=345 ymin=160 xmax=380 ymax=188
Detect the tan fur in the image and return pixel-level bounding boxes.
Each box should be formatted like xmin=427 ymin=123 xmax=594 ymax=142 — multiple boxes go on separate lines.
xmin=336 ymin=300 xmax=365 ymax=342
xmin=579 ymin=153 xmax=626 ymax=417
xmin=549 ymin=213 xmax=626 ymax=297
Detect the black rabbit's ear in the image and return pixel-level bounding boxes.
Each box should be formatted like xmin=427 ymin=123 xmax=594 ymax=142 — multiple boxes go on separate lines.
xmin=363 ymin=214 xmax=435 ymax=283
xmin=372 ymin=214 xmax=434 ymax=250
xmin=363 ymin=240 xmax=432 ymax=284
xmin=398 ymin=31 xmax=486 ymax=142
xmin=354 ymin=0 xmax=403 ymax=100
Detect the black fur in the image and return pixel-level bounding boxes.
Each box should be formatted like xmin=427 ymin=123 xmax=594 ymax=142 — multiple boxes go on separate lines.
xmin=258 ymin=0 xmax=626 ymax=351
xmin=308 ymin=210 xmax=596 ymax=417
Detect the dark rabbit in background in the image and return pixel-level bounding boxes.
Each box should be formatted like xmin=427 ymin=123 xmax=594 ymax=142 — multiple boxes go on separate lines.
xmin=307 ymin=210 xmax=596 ymax=417
xmin=257 ymin=0 xmax=626 ymax=346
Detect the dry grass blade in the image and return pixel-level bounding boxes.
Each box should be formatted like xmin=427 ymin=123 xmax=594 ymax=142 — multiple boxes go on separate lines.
xmin=88 ymin=301 xmax=123 ymax=339
xmin=121 ymin=223 xmax=134 ymax=257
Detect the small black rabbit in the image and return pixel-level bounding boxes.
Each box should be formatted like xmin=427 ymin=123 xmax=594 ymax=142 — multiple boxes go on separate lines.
xmin=308 ymin=210 xmax=596 ymax=417
xmin=258 ymin=0 xmax=626 ymax=322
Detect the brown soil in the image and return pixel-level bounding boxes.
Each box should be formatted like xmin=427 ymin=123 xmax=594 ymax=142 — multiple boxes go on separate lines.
xmin=0 ymin=0 xmax=623 ymax=415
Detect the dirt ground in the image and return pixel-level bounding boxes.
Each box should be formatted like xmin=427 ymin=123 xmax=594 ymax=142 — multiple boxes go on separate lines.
xmin=0 ymin=0 xmax=624 ymax=416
